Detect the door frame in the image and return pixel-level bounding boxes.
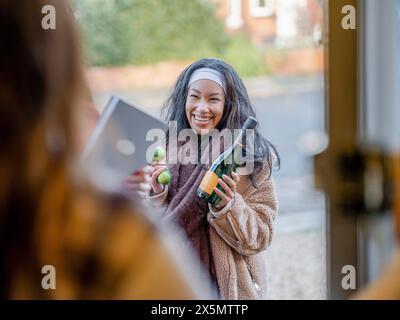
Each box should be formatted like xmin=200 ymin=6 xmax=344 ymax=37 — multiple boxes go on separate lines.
xmin=320 ymin=0 xmax=359 ymax=299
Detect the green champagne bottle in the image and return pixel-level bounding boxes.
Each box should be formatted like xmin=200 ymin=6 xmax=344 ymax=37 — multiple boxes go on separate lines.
xmin=196 ymin=117 xmax=258 ymax=207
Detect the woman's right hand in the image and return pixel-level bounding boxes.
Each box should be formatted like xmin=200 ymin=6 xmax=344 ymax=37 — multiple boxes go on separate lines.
xmin=150 ymin=165 xmax=169 ymax=195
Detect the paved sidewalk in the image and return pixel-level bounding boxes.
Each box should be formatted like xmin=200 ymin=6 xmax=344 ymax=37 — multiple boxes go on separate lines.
xmin=245 ymin=74 xmax=323 ymax=99
xmin=265 ymin=226 xmax=327 ymax=300
xmin=264 ymin=174 xmax=327 ymax=300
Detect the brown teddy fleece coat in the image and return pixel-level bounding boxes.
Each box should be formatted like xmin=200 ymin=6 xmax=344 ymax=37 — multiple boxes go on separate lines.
xmin=147 ymin=139 xmax=278 ymax=299
xmin=207 ymin=163 xmax=278 ymax=299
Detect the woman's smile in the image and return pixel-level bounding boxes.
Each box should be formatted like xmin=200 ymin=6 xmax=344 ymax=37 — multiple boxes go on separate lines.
xmin=192 ymin=114 xmax=213 ymax=125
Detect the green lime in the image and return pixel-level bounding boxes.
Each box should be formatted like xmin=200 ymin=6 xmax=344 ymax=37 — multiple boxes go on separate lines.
xmin=157 ymin=170 xmax=171 ymax=185
xmin=153 ymin=146 xmax=166 ymax=162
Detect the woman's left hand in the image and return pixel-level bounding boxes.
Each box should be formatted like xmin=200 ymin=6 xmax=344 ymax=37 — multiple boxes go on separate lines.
xmin=213 ymin=172 xmax=240 ymax=210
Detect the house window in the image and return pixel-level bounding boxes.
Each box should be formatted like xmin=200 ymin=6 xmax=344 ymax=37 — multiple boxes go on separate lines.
xmin=226 ymin=0 xmax=244 ymax=29
xmin=225 ymin=0 xmax=243 ymax=29
xmin=250 ymin=0 xmax=276 ymax=18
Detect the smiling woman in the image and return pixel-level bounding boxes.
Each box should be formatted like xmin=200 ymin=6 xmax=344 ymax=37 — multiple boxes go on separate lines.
xmin=123 ymin=58 xmax=281 ymax=299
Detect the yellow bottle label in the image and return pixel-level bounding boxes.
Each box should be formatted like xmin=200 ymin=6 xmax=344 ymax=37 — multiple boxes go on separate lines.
xmin=199 ymin=171 xmax=219 ymax=196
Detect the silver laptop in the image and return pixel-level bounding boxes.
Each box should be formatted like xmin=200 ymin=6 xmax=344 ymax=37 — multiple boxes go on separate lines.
xmin=82 ymin=96 xmax=168 ymax=191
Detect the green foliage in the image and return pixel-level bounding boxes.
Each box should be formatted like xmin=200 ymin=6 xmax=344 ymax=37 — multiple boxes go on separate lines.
xmin=74 ymin=0 xmax=227 ymax=65
xmin=127 ymin=0 xmax=228 ymax=64
xmin=220 ymin=35 xmax=269 ymax=77
xmin=73 ymin=0 xmax=269 ymax=77
xmin=74 ymin=0 xmax=135 ymax=66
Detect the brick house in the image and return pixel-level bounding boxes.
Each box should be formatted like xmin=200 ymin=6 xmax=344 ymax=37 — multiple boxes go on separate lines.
xmin=211 ymin=0 xmax=323 ymax=48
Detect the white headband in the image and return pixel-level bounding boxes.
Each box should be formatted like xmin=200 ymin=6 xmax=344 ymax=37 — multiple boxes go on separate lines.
xmin=188 ymin=67 xmax=226 ymax=93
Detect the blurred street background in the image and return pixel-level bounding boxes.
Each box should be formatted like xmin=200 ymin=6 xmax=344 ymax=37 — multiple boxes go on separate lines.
xmin=75 ymin=0 xmax=327 ymax=299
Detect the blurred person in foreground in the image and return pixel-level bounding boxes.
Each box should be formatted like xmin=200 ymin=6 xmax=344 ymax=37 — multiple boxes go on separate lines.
xmin=353 ymin=249 xmax=400 ymax=299
xmin=0 ymin=0 xmax=214 ymax=299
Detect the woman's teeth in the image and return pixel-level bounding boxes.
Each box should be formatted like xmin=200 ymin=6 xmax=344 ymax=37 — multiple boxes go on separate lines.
xmin=193 ymin=115 xmax=212 ymax=123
